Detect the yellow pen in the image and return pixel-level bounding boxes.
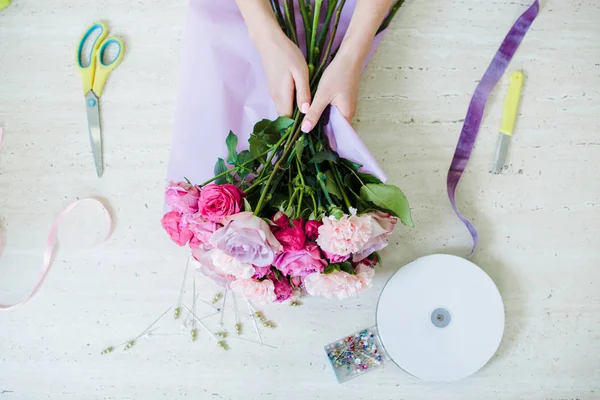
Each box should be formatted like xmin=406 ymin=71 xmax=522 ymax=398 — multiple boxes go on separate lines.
xmin=491 ymin=71 xmax=524 ymax=174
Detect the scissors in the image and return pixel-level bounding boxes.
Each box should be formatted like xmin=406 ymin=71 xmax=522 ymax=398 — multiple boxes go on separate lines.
xmin=76 ymin=22 xmax=125 ymax=177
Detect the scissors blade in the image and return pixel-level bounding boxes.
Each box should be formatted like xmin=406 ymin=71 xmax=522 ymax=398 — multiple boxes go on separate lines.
xmin=84 ymin=91 xmax=103 ymax=177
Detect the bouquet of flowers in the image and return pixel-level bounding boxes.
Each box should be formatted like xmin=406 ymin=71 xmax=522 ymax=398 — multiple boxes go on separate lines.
xmin=162 ymin=0 xmax=412 ymax=303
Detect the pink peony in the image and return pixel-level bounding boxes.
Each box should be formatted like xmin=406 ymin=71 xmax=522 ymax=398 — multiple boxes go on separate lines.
xmin=304 ymin=220 xmax=322 ymax=240
xmin=291 ymin=276 xmax=302 ymax=288
xmin=272 ymin=276 xmax=294 ymax=302
xmin=230 ymin=279 xmax=276 ymax=304
xmin=273 ymin=242 xmax=327 ymax=278
xmin=210 ymin=212 xmax=283 ymax=267
xmin=274 ymin=219 xmax=305 ymax=251
xmin=316 ymin=209 xmax=372 ymax=257
xmin=181 ymin=212 xmax=220 ymax=248
xmin=161 ymin=211 xmax=193 ymax=246
xmin=272 ymin=211 xmax=289 ymax=228
xmin=353 ymin=211 xmax=398 ymax=262
xmin=304 ymin=264 xmax=374 ymax=300
xmin=165 ymin=182 xmax=200 ymax=214
xmin=198 ymin=183 xmax=245 ymax=223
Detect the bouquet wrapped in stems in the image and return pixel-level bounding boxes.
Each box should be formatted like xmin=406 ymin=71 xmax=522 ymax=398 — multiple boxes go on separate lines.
xmin=162 ymin=0 xmax=412 ymax=303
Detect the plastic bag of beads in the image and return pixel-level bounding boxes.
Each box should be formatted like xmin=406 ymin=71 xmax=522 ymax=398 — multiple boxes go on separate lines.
xmin=324 ymin=326 xmax=385 ymax=383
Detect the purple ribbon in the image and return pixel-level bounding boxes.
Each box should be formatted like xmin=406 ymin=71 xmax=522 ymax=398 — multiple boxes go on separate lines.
xmin=447 ymin=0 xmax=540 ymax=257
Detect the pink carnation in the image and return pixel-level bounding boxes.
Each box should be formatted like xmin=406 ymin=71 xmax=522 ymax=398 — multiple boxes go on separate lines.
xmin=230 ymin=279 xmax=276 ymax=304
xmin=198 ymin=183 xmax=245 ymax=223
xmin=274 ymin=219 xmax=305 ymax=251
xmin=353 ymin=211 xmax=398 ymax=262
xmin=323 ymin=251 xmax=350 ymax=263
xmin=316 ymin=209 xmax=372 ymax=257
xmin=161 ymin=211 xmax=193 ymax=246
xmin=165 ymin=182 xmax=200 ymax=214
xmin=273 ymin=243 xmax=327 ymax=278
xmin=303 ymin=264 xmax=374 ymax=300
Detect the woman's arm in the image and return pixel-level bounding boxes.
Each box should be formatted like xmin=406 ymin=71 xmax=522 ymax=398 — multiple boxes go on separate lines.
xmin=235 ymin=0 xmax=312 ymax=117
xmin=301 ymin=0 xmax=394 ymax=132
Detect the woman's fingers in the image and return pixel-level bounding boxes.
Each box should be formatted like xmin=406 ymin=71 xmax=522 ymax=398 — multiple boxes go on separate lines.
xmin=301 ymin=89 xmax=331 ymax=133
xmin=292 ymin=65 xmax=311 ymax=114
xmin=273 ymin=74 xmax=295 ymax=117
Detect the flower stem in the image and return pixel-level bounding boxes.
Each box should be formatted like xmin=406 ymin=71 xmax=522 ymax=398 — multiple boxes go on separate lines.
xmin=311 ymin=0 xmax=346 ymax=87
xmin=316 ymin=1 xmax=337 ymax=54
xmin=283 ymin=0 xmax=299 ymax=45
xmin=329 ymin=161 xmax=351 ymax=210
xmin=377 ymin=0 xmax=405 ymax=34
xmin=308 ymin=0 xmax=323 ymax=66
xmin=298 ymin=0 xmax=312 ymax=53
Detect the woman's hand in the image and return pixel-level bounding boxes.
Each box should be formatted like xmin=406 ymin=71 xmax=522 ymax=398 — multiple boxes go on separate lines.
xmin=254 ymin=30 xmax=312 ymax=117
xmin=236 ymin=0 xmax=311 ymax=117
xmin=300 ymin=49 xmax=363 ymax=133
xmin=301 ymin=0 xmax=395 ymax=132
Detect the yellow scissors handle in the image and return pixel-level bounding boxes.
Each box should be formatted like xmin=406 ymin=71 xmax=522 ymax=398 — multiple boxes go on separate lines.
xmin=76 ymin=22 xmax=108 ymax=95
xmin=76 ymin=21 xmax=125 ymax=97
xmin=92 ymin=36 xmax=125 ymax=97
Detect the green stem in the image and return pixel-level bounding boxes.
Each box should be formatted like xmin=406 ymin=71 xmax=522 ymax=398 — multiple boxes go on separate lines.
xmin=330 ymin=162 xmax=351 ymax=209
xmin=311 ymin=0 xmax=346 ymax=87
xmin=298 ymin=0 xmax=312 ymax=53
xmin=254 ymin=124 xmax=304 ymax=215
xmin=270 ymin=0 xmax=285 ymax=30
xmin=308 ymin=0 xmax=323 ymax=66
xmin=244 ymin=175 xmax=271 ymax=194
xmin=283 ymin=0 xmax=299 ymax=45
xmin=316 ymin=1 xmax=337 ymax=55
xmin=199 ymin=146 xmax=276 ymax=187
xmin=377 ymin=0 xmax=405 ymax=34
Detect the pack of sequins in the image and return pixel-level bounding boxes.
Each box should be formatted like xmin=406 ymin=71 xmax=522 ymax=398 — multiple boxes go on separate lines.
xmin=324 ymin=326 xmax=386 ymax=383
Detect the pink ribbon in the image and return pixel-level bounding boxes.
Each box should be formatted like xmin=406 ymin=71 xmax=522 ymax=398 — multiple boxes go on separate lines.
xmin=0 ymin=127 xmax=113 ymax=311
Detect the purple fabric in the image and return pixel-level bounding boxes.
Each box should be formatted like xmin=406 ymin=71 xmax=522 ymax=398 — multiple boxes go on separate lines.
xmin=166 ymin=0 xmax=388 ymax=188
xmin=447 ymin=0 xmax=540 ymax=257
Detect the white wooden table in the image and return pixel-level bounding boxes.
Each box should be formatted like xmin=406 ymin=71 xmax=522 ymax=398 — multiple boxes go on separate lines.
xmin=1 ymin=0 xmax=599 ymax=399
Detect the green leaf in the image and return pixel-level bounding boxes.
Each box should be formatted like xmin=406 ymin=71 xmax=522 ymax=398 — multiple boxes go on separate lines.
xmin=360 ymin=183 xmax=414 ymax=227
xmin=341 ymin=158 xmax=362 ymax=172
xmin=324 ymin=170 xmax=342 ymax=200
xmin=244 ymin=198 xmax=253 ymax=212
xmin=249 ymin=135 xmax=269 ymax=161
xmin=272 ymin=268 xmax=282 ymax=282
xmin=340 ymin=261 xmax=354 ymax=275
xmin=226 ymin=131 xmax=238 ymax=164
xmin=236 ymin=150 xmax=255 ymax=179
xmin=309 ymin=151 xmax=338 ymax=164
xmin=323 ymin=263 xmax=341 ymax=274
xmin=214 ymin=158 xmax=227 ymax=184
xmin=357 ymin=172 xmax=383 ymax=184
xmin=265 ymin=116 xmax=294 ymax=134
xmin=253 ymin=119 xmax=271 ymax=134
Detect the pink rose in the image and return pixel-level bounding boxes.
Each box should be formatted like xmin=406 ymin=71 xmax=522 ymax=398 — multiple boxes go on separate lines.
xmin=304 ymin=264 xmax=374 ymax=300
xmin=230 ymin=279 xmax=276 ymax=304
xmin=316 ymin=209 xmax=372 ymax=257
xmin=253 ymin=265 xmax=271 ymax=279
xmin=272 ymin=211 xmax=289 ymax=228
xmin=271 ymin=275 xmax=294 ymax=302
xmin=273 ymin=243 xmax=327 ymax=278
xmin=353 ymin=211 xmax=398 ymax=262
xmin=181 ymin=212 xmax=220 ymax=248
xmin=304 ymin=220 xmax=322 ymax=240
xmin=274 ymin=219 xmax=305 ymax=251
xmin=198 ymin=183 xmax=245 ymax=223
xmin=210 ymin=212 xmax=283 ymax=267
xmin=161 ymin=211 xmax=193 ymax=246
xmin=165 ymin=181 xmax=199 ymax=214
